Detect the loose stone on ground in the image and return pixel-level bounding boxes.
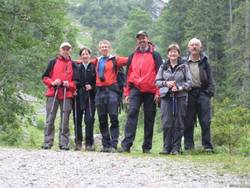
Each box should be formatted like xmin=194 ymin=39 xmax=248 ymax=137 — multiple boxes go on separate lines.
xmin=0 ymin=148 xmax=249 ymax=188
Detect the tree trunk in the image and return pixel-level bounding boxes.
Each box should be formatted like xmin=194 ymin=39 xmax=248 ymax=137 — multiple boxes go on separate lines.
xmin=229 ymin=0 xmax=233 ymax=44
xmin=242 ymin=0 xmax=250 ymax=104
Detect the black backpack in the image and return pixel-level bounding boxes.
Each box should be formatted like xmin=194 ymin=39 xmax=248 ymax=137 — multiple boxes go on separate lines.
xmin=110 ymin=57 xmax=126 ymax=113
xmin=111 ymin=57 xmax=126 ymax=94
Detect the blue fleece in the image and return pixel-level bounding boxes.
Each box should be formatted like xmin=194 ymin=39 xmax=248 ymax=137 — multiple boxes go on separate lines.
xmin=98 ymin=56 xmax=108 ymax=81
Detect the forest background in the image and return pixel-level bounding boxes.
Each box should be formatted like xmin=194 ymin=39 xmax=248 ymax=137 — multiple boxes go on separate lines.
xmin=0 ymin=0 xmax=249 ymax=172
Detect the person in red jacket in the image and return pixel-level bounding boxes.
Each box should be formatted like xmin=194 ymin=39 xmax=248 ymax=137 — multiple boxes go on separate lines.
xmin=120 ymin=31 xmax=163 ymax=153
xmin=92 ymin=40 xmax=128 ymax=152
xmin=41 ymin=42 xmax=76 ymax=150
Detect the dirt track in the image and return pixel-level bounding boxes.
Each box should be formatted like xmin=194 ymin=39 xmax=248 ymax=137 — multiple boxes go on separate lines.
xmin=0 ymin=148 xmax=249 ymax=188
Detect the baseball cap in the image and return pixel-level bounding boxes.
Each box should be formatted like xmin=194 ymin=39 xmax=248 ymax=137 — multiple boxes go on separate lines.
xmin=60 ymin=42 xmax=72 ymax=49
xmin=136 ymin=30 xmax=148 ymax=38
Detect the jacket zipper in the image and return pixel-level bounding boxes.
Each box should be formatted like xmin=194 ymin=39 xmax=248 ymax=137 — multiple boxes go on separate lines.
xmin=139 ymin=53 xmax=144 ymax=82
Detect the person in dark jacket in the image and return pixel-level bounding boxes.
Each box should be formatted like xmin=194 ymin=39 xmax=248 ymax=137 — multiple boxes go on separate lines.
xmin=184 ymin=38 xmax=215 ymax=152
xmin=91 ymin=40 xmax=128 ymax=152
xmin=156 ymin=43 xmax=192 ymax=155
xmin=120 ymin=31 xmax=163 ymax=153
xmin=41 ymin=42 xmax=76 ymax=150
xmin=73 ymin=47 xmax=96 ymax=151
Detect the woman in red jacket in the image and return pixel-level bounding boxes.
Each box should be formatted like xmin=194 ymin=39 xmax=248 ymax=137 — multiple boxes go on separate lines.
xmin=41 ymin=42 xmax=76 ymax=150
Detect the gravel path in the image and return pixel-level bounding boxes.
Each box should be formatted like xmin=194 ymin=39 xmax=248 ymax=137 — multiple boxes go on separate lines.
xmin=0 ymin=148 xmax=249 ymax=188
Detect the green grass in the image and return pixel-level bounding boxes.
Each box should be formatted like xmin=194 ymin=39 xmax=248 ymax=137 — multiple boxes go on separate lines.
xmin=119 ymin=109 xmax=250 ymax=175
xmin=178 ymin=152 xmax=250 ymax=175
xmin=119 ymin=135 xmax=250 ymax=176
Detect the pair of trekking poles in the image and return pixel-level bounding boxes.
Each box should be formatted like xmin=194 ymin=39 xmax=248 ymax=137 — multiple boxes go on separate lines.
xmin=48 ymin=86 xmax=93 ymax=138
xmin=47 ymin=86 xmax=67 ymax=134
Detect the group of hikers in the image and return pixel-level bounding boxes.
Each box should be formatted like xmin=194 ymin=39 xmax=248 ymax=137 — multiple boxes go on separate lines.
xmin=41 ymin=30 xmax=215 ymax=155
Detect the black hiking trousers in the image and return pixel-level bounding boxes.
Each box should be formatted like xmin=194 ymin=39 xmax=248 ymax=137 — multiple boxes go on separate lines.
xmin=73 ymin=96 xmax=95 ymax=147
xmin=95 ymin=87 xmax=119 ymax=149
xmin=184 ymin=88 xmax=213 ymax=150
xmin=160 ymin=96 xmax=187 ymax=153
xmin=121 ymin=87 xmax=156 ymax=151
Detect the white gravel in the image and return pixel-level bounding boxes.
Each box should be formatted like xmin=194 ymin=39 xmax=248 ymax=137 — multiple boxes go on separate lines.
xmin=0 ymin=148 xmax=249 ymax=188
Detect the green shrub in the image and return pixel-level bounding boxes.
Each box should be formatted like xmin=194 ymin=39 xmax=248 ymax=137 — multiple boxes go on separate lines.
xmin=212 ymin=98 xmax=250 ymax=154
xmin=0 ymin=86 xmax=33 ymax=146
xmin=0 ymin=123 xmax=22 ymax=145
xmin=36 ymin=118 xmax=45 ymax=130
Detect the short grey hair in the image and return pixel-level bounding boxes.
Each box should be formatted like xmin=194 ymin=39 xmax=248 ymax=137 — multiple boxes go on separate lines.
xmin=188 ymin=38 xmax=202 ymax=47
xmin=98 ymin=40 xmax=111 ymax=48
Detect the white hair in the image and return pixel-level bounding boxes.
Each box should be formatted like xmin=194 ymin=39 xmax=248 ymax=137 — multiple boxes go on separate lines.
xmin=188 ymin=38 xmax=202 ymax=47
xmin=98 ymin=39 xmax=111 ymax=48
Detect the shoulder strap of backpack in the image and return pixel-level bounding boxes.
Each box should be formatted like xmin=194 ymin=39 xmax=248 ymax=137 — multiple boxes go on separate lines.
xmin=152 ymin=51 xmax=162 ymax=70
xmin=42 ymin=58 xmax=56 ymax=78
xmin=161 ymin=61 xmax=170 ymax=79
xmin=111 ymin=56 xmax=118 ymax=73
xmin=126 ymin=51 xmax=161 ymax=76
xmin=125 ymin=53 xmax=134 ymax=76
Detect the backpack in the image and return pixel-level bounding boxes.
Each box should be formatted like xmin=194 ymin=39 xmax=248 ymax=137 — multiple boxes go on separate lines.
xmin=110 ymin=57 xmax=126 ymax=113
xmin=111 ymin=57 xmax=126 ymax=94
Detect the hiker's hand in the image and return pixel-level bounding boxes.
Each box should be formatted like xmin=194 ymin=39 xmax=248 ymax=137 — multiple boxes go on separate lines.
xmin=85 ymin=84 xmax=92 ymax=91
xmin=172 ymin=85 xmax=178 ymax=92
xmin=166 ymin=81 xmax=175 ymax=88
xmin=52 ymin=79 xmax=61 ymax=86
xmin=73 ymin=91 xmax=77 ymax=96
xmin=154 ymin=95 xmax=160 ymax=104
xmin=125 ymin=96 xmax=129 ymax=104
xmin=62 ymin=81 xmax=69 ymax=87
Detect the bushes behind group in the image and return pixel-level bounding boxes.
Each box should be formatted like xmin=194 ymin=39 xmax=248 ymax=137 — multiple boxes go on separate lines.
xmin=0 ymin=97 xmax=249 ymax=156
xmin=212 ymin=98 xmax=250 ymax=155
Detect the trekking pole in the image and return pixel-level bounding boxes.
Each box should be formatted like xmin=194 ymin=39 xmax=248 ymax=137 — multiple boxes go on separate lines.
xmin=46 ymin=86 xmax=59 ymax=134
xmin=172 ymin=92 xmax=176 ymax=122
xmin=87 ymin=91 xmax=92 ymax=119
xmin=118 ymin=94 xmax=123 ymax=114
xmin=61 ymin=86 xmax=67 ymax=134
xmin=74 ymin=95 xmax=78 ymax=141
xmin=50 ymin=86 xmax=59 ymax=116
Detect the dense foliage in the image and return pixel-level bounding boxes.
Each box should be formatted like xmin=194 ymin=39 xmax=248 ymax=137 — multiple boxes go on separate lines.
xmin=72 ymin=0 xmax=249 ymax=107
xmin=0 ymin=0 xmax=76 ymax=144
xmin=0 ymin=0 xmax=249 ymax=155
xmin=71 ymin=0 xmax=250 ymax=155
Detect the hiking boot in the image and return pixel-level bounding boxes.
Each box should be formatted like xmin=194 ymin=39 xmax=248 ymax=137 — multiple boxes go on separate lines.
xmin=184 ymin=145 xmax=194 ymax=151
xmin=159 ymin=149 xmax=171 ymax=155
xmin=59 ymin=146 xmax=70 ymax=151
xmin=203 ymin=148 xmax=213 ymax=153
xmin=118 ymin=147 xmax=130 ymax=153
xmin=41 ymin=144 xmax=52 ymax=150
xmin=75 ymin=143 xmax=82 ymax=151
xmin=85 ymin=145 xmax=95 ymax=152
xmin=142 ymin=149 xmax=151 ymax=154
xmin=171 ymin=151 xmax=179 ymax=155
xmin=100 ymin=147 xmax=112 ymax=153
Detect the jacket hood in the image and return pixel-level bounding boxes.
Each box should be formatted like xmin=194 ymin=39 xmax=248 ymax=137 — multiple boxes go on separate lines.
xmin=186 ymin=52 xmax=208 ymax=62
xmin=134 ymin=42 xmax=155 ymax=53
xmin=166 ymin=57 xmax=185 ymax=67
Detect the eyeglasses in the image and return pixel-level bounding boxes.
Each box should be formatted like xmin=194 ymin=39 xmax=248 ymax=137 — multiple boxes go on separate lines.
xmin=61 ymin=47 xmax=71 ymax=51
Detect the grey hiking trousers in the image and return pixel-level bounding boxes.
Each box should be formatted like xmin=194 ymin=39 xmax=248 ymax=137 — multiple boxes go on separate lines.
xmin=43 ymin=97 xmax=72 ymax=148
